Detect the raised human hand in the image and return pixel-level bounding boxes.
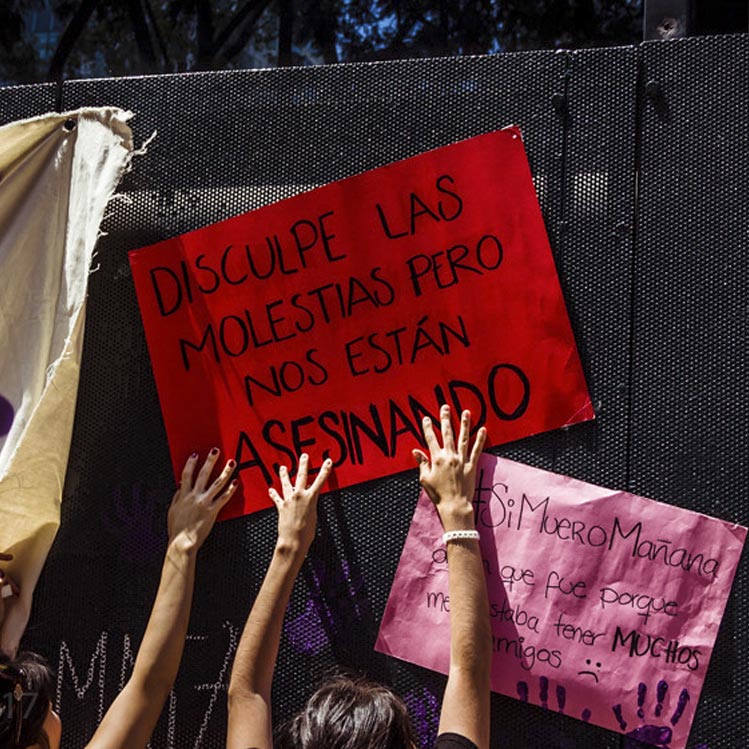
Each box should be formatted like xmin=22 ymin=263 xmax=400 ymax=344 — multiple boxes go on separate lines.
xmin=412 ymin=405 xmax=486 ymax=531
xmin=269 ymin=454 xmax=332 ymax=556
xmin=167 ymin=449 xmax=237 ymax=552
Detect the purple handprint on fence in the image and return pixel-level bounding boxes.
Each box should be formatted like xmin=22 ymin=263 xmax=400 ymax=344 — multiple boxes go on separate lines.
xmin=101 ymin=483 xmax=164 ymax=564
xmin=517 ymin=676 xmax=592 ymax=722
xmin=284 ymin=557 xmax=365 ymax=655
xmin=612 ymin=679 xmax=690 ymax=748
xmin=404 ymin=687 xmax=440 ymax=749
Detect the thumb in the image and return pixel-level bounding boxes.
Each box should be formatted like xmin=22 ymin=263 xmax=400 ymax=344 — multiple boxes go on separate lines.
xmin=412 ymin=449 xmax=428 ymax=468
xmin=412 ymin=449 xmax=431 ymax=483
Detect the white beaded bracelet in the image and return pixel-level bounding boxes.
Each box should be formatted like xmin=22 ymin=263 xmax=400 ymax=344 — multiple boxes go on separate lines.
xmin=442 ymin=530 xmax=480 ymax=543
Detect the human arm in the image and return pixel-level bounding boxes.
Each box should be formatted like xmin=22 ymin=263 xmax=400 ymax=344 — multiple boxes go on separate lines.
xmin=86 ymin=449 xmax=237 ymax=749
xmin=227 ymin=454 xmax=332 ymax=749
xmin=413 ymin=405 xmax=491 ymax=749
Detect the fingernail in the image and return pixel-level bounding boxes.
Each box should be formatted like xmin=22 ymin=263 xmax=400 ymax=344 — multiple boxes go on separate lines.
xmin=227 ymin=459 xmax=236 ymax=468
xmin=210 ymin=447 xmax=219 ymax=456
xmin=423 ymin=416 xmax=430 ymax=423
xmin=325 ymin=458 xmax=332 ymax=466
xmin=190 ymin=452 xmax=198 ymax=459
xmin=301 ymin=453 xmax=308 ymax=461
xmin=231 ymin=479 xmax=239 ymax=487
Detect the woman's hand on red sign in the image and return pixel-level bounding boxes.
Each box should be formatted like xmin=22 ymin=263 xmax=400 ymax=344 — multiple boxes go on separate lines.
xmin=413 ymin=404 xmax=486 ymax=532
xmin=414 ymin=405 xmax=491 ymax=749
xmin=270 ymin=453 xmax=332 ymax=558
xmin=227 ymin=456 xmax=332 ymax=749
xmin=168 ymin=449 xmax=238 ymax=553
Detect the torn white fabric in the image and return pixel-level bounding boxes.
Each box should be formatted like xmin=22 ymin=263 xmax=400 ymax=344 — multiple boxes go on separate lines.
xmin=0 ymin=108 xmax=133 ymax=655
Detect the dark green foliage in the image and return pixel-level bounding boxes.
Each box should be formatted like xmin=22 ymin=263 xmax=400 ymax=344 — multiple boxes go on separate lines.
xmin=0 ymin=1 xmax=44 ymax=85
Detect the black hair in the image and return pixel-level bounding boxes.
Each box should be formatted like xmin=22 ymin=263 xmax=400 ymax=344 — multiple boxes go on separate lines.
xmin=0 ymin=651 xmax=54 ymax=749
xmin=274 ymin=673 xmax=417 ymax=749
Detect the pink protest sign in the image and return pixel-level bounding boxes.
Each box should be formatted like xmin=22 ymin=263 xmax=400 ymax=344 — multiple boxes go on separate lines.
xmin=375 ymin=455 xmax=746 ymax=748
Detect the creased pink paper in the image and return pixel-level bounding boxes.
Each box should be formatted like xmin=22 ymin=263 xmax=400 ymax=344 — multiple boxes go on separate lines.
xmin=375 ymin=455 xmax=746 ymax=748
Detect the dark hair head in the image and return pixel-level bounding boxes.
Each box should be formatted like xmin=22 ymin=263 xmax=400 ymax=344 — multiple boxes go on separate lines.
xmin=0 ymin=650 xmax=55 ymax=749
xmin=274 ymin=673 xmax=417 ymax=749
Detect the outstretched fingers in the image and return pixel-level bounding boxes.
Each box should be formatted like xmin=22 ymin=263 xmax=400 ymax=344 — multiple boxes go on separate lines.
xmin=308 ymin=458 xmax=333 ymax=496
xmin=295 ymin=453 xmax=309 ymax=491
xmin=207 ymin=458 xmax=236 ymax=501
xmin=273 ymin=456 xmax=332 ymax=507
xmin=279 ymin=464 xmax=293 ymax=497
xmin=195 ymin=448 xmax=220 ymax=493
xmin=457 ymin=409 xmax=471 ymax=461
xmin=268 ymin=486 xmax=284 ymax=508
xmin=469 ymin=425 xmax=487 ymax=467
xmin=181 ymin=452 xmax=199 ymax=490
xmin=212 ymin=479 xmax=239 ymax=512
xmin=440 ymin=404 xmax=455 ymax=452
xmin=422 ymin=415 xmax=441 ymax=456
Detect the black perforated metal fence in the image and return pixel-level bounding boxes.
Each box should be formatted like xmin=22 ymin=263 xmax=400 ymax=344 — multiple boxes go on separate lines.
xmin=1 ymin=33 xmax=747 ymax=749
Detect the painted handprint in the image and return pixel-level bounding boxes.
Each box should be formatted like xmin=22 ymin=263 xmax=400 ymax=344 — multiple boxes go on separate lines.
xmin=404 ymin=687 xmax=440 ymax=749
xmin=101 ymin=483 xmax=164 ymax=564
xmin=517 ymin=675 xmax=592 ymax=722
xmin=612 ymin=679 xmax=690 ymax=748
xmin=517 ymin=676 xmax=593 ymax=749
xmin=283 ymin=598 xmax=329 ymax=655
xmin=284 ymin=558 xmax=365 ymax=655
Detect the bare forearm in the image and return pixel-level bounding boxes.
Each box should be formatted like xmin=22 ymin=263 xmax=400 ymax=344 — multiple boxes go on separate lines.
xmin=87 ymin=539 xmax=197 ymax=749
xmin=227 ymin=454 xmax=331 ymax=749
xmin=134 ymin=537 xmax=197 ymax=694
xmin=439 ymin=504 xmax=492 ymax=748
xmin=229 ymin=542 xmax=304 ymax=700
xmin=226 ymin=544 xmax=304 ymax=749
xmin=416 ymin=408 xmax=490 ymax=746
xmin=446 ymin=544 xmax=492 ymax=674
xmin=87 ymin=452 xmax=235 ymax=749
xmin=442 ymin=508 xmax=492 ymax=675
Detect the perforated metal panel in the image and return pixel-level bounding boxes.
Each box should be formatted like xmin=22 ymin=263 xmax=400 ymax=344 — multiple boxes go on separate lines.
xmin=630 ymin=34 xmax=749 ymax=749
xmin=550 ymin=46 xmax=638 ymax=491
xmin=1 ymin=34 xmax=746 ymax=749
xmin=53 ymin=55 xmax=575 ymax=749
xmin=0 ymin=82 xmax=57 ymax=125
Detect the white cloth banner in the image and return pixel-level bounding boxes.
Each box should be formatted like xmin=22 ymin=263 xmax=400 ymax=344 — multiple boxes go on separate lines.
xmin=0 ymin=108 xmax=133 ymax=655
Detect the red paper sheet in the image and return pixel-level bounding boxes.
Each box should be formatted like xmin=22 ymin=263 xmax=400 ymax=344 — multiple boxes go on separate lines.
xmin=129 ymin=127 xmax=593 ymax=519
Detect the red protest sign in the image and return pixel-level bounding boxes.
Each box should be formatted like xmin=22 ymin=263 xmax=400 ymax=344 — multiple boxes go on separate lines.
xmin=129 ymin=126 xmax=594 ymax=520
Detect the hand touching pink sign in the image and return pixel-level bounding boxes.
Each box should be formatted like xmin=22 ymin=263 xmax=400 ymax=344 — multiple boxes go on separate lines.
xmin=376 ymin=455 xmax=746 ymax=748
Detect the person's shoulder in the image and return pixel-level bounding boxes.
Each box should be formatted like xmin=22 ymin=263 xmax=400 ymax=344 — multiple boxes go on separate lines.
xmin=434 ymin=732 xmax=479 ymax=749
